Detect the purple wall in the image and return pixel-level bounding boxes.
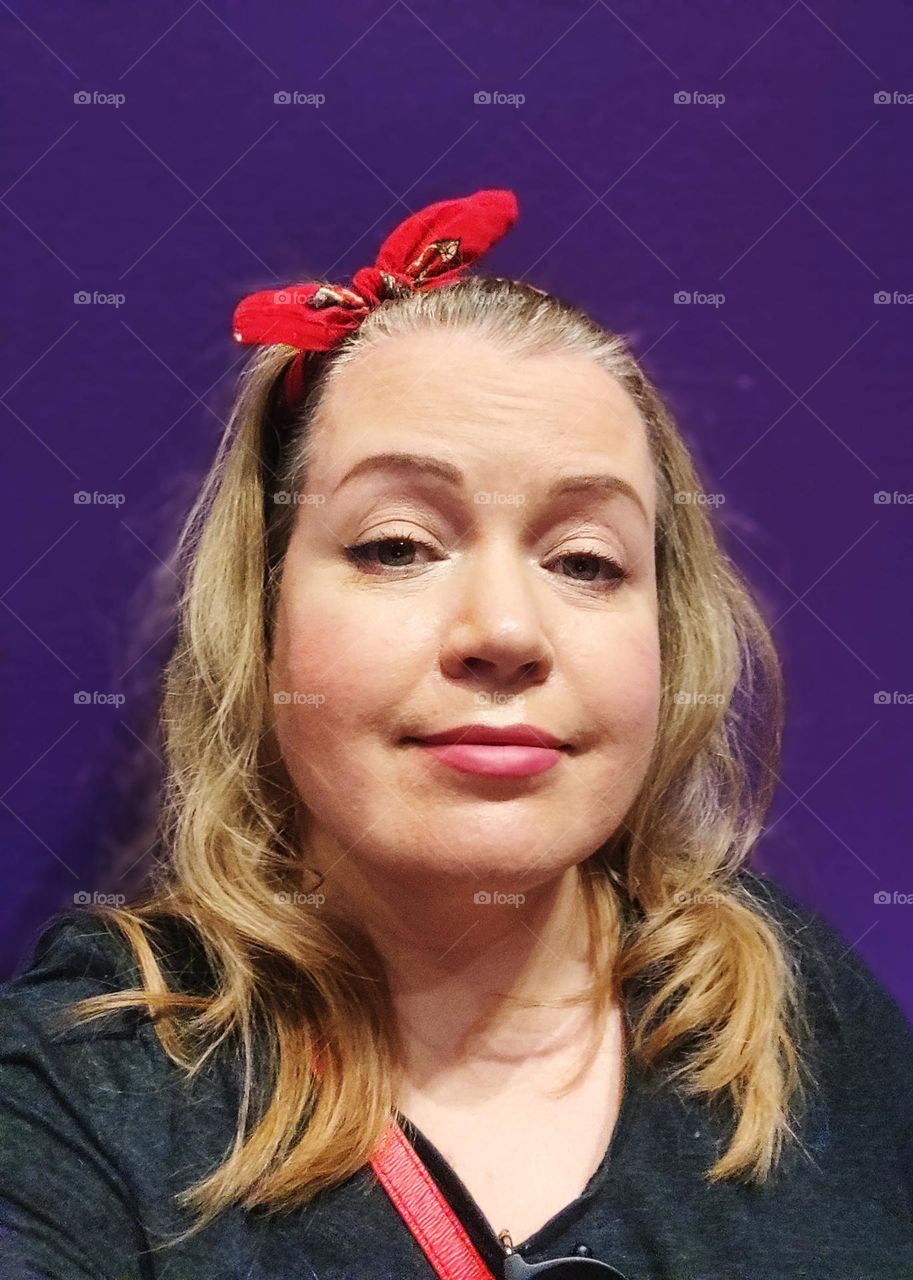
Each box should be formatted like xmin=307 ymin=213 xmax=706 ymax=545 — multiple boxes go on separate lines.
xmin=2 ymin=2 xmax=911 ymax=1011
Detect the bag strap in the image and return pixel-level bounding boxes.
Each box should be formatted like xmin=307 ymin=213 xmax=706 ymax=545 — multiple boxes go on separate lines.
xmin=310 ymin=1051 xmax=497 ymax=1277
xmin=370 ymin=1121 xmax=498 ymax=1280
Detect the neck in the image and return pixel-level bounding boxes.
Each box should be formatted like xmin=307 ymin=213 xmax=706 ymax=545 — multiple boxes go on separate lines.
xmin=304 ymin=844 xmax=608 ymax=1074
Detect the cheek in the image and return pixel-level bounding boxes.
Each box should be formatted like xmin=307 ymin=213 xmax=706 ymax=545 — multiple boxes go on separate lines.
xmin=564 ymin=612 xmax=662 ymax=749
xmin=270 ymin=580 xmax=425 ymax=749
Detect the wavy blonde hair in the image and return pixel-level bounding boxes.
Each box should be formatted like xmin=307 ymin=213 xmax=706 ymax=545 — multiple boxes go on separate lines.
xmin=59 ymin=274 xmax=814 ymax=1248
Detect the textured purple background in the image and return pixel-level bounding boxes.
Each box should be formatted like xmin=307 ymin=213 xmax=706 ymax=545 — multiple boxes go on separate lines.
xmin=2 ymin=3 xmax=911 ymax=1010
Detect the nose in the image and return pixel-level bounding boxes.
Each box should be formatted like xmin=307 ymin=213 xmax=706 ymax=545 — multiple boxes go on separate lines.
xmin=438 ymin=535 xmax=554 ymax=690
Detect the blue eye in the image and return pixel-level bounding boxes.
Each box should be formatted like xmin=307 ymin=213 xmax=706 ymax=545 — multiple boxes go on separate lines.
xmin=343 ymin=537 xmax=629 ymax=591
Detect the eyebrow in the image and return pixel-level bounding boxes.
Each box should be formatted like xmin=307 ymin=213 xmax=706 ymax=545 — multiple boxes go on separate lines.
xmin=331 ymin=451 xmax=650 ymax=524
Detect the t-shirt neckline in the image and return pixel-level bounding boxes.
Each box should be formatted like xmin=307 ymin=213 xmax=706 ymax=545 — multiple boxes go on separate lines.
xmin=391 ymin=1018 xmax=647 ymax=1269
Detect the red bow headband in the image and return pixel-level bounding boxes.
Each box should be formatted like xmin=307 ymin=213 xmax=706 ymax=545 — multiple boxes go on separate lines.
xmin=231 ymin=188 xmax=519 ymax=413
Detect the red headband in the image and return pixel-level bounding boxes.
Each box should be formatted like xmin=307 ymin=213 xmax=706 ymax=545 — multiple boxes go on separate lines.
xmin=231 ymin=188 xmax=519 ymax=413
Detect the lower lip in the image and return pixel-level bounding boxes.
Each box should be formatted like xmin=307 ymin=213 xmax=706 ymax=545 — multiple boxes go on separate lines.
xmin=409 ymin=741 xmax=564 ymax=777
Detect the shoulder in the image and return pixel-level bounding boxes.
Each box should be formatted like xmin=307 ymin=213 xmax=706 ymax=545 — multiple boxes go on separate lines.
xmin=733 ymin=868 xmax=913 ymax=1203
xmin=734 ymin=866 xmax=909 ymax=1028
xmin=0 ymin=905 xmax=234 ymax=1151
xmin=2 ymin=905 xmax=212 ymax=1029
xmin=8 ymin=901 xmax=217 ymax=991
xmin=734 ymin=867 xmax=913 ymax=1122
xmin=8 ymin=907 xmax=141 ymax=991
xmin=2 ymin=908 xmax=142 ymax=1044
xmin=0 ymin=908 xmax=187 ymax=1116
xmin=0 ymin=909 xmax=241 ymax=1268
xmin=0 ymin=909 xmax=242 ymax=1274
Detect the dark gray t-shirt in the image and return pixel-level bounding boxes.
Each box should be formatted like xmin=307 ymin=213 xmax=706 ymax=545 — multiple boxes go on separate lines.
xmin=1 ymin=870 xmax=911 ymax=1279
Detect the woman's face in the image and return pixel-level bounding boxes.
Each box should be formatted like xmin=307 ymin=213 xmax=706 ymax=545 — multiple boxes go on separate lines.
xmin=270 ymin=327 xmax=661 ymax=894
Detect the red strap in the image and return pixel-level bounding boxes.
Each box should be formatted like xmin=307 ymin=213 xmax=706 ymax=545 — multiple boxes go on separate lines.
xmin=370 ymin=1121 xmax=498 ymax=1280
xmin=311 ymin=1051 xmax=497 ymax=1277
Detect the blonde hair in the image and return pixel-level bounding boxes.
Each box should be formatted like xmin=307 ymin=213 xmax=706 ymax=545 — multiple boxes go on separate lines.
xmin=59 ymin=274 xmax=814 ymax=1248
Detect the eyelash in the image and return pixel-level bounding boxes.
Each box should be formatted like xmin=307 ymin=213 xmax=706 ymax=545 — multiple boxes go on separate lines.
xmin=343 ymin=535 xmax=630 ymax=591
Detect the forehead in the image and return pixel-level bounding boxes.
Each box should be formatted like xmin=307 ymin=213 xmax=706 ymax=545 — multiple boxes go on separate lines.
xmin=312 ymin=328 xmax=654 ymax=505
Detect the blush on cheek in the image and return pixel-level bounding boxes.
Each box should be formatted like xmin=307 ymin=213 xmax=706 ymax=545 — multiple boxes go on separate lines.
xmin=574 ymin=623 xmax=661 ymax=734
xmin=625 ymin=640 xmax=662 ymax=717
xmin=270 ymin=596 xmax=354 ymax=773
xmin=271 ymin=588 xmax=419 ymax=769
xmin=273 ymin=585 xmax=369 ymax=695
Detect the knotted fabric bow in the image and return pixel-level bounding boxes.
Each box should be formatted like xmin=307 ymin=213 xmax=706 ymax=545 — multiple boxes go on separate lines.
xmin=231 ymin=188 xmax=519 ymax=412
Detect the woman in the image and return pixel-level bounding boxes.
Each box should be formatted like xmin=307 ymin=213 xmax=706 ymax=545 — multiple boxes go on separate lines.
xmin=1 ymin=189 xmax=911 ymax=1279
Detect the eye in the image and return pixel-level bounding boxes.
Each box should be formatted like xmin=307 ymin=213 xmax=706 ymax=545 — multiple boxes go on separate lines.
xmin=344 ymin=535 xmax=439 ymax=572
xmin=547 ymin=545 xmax=630 ymax=590
xmin=345 ymin=536 xmax=629 ymax=591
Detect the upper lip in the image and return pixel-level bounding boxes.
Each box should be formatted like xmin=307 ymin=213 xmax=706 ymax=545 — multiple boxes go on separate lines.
xmin=408 ymin=723 xmax=569 ymax=749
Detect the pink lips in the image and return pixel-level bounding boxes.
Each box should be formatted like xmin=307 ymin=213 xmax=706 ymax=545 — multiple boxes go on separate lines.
xmin=405 ymin=723 xmax=569 ymax=778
